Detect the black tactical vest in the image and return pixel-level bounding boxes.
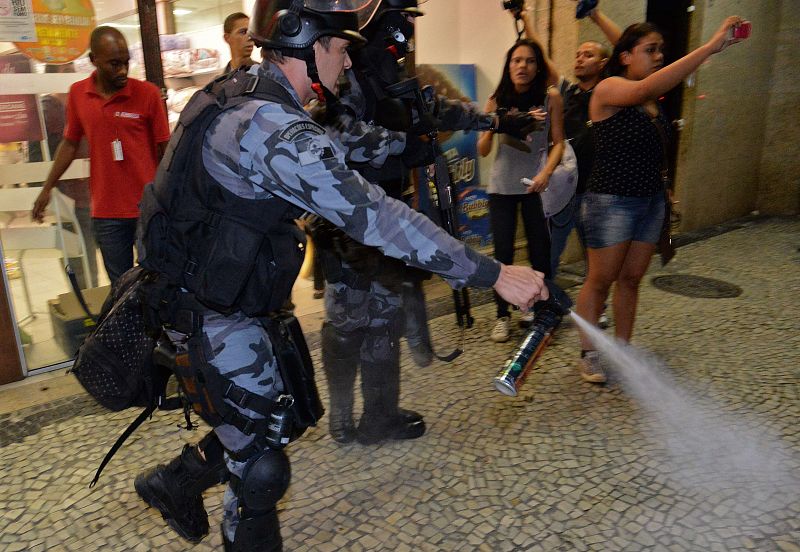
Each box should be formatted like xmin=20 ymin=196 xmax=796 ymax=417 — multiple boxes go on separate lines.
xmin=138 ymin=70 xmax=306 ymax=317
xmin=348 ymin=57 xmax=410 ymax=199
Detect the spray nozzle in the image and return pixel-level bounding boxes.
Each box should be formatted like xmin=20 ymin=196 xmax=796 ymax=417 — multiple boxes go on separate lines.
xmin=538 ymin=279 xmax=573 ymax=316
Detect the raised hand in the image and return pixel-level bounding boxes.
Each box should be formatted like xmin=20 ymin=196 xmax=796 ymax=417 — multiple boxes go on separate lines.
xmin=708 ymin=16 xmax=746 ymax=53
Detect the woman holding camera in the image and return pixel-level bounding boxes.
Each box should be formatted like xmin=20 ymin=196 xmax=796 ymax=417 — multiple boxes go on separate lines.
xmin=478 ymin=38 xmax=564 ymax=343
xmin=575 ymin=16 xmax=747 ymax=383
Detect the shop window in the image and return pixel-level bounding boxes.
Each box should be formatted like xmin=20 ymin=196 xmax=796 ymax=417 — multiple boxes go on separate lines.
xmin=0 ymin=53 xmax=100 ymax=372
xmin=0 ymin=0 xmax=248 ymax=375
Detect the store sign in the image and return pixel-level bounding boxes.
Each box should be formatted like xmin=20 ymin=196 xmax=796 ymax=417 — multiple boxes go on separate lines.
xmin=0 ymin=0 xmax=37 ymax=42
xmin=13 ymin=0 xmax=95 ymax=63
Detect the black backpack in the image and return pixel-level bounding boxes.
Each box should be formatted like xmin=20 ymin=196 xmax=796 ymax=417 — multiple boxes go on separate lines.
xmin=69 ymin=266 xmax=179 ymax=486
xmin=71 ymin=266 xmax=168 ymax=411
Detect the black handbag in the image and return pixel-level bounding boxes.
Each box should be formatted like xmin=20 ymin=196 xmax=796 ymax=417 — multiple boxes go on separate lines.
xmin=658 ymin=192 xmax=676 ymax=266
xmin=642 ymin=107 xmax=677 ymax=267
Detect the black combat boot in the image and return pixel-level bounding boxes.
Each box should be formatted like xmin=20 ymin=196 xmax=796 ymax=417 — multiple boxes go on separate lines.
xmin=357 ymin=325 xmax=425 ymax=445
xmin=357 ymin=366 xmax=426 ymax=444
xmin=321 ymin=323 xmax=363 ymax=443
xmin=135 ymin=432 xmax=228 ymax=542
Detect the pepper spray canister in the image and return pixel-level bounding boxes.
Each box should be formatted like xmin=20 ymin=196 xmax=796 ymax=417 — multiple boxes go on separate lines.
xmin=493 ymin=281 xmax=572 ymax=397
xmin=266 ymin=395 xmax=295 ymax=449
xmin=493 ymin=308 xmax=561 ymax=396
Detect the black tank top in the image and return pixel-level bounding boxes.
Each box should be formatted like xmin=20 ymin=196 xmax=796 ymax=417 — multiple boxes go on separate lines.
xmin=587 ymin=106 xmax=670 ymax=197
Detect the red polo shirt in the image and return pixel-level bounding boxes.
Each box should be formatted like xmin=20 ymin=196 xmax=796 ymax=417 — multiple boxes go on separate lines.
xmin=64 ymin=72 xmax=170 ymax=218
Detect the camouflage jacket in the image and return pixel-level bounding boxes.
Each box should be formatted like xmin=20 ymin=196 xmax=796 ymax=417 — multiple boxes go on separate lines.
xmin=325 ymin=69 xmax=495 ymax=189
xmin=335 ymin=68 xmax=496 ymax=141
xmin=202 ymin=61 xmax=499 ymax=290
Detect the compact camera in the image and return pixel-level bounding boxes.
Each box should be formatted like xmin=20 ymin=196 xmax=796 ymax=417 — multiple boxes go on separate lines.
xmin=502 ymin=0 xmax=524 ymax=12
xmin=732 ymin=20 xmax=752 ymax=39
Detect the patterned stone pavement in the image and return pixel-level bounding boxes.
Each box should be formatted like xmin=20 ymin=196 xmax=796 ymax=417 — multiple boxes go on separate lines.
xmin=1 ymin=217 xmax=798 ymax=552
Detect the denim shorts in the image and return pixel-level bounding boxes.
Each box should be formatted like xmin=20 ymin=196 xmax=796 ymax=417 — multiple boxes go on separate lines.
xmin=581 ymin=192 xmax=665 ymax=249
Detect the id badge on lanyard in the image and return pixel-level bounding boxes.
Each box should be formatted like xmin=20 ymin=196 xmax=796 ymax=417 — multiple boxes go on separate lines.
xmin=112 ymin=139 xmax=124 ymax=161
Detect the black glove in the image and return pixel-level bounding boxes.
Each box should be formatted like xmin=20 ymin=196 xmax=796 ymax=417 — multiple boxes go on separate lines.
xmin=408 ymin=109 xmax=440 ymax=136
xmin=400 ymin=134 xmax=437 ymax=168
xmin=407 ymin=85 xmax=440 ymax=135
xmin=494 ymin=108 xmax=538 ymax=140
xmin=575 ymin=0 xmax=599 ymax=19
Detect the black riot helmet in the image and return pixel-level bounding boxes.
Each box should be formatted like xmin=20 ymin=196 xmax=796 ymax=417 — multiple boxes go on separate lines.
xmin=357 ymin=0 xmax=425 ymax=58
xmin=249 ymin=0 xmax=369 ymax=50
xmin=249 ymin=0 xmax=372 ymax=102
xmin=357 ymin=0 xmax=424 ymax=30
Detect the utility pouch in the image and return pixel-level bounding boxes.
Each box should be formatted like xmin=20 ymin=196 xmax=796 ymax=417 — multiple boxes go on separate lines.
xmin=262 ymin=314 xmax=324 ymax=428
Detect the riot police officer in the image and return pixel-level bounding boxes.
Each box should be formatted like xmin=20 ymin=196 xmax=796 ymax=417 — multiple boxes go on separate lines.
xmin=133 ymin=1 xmax=548 ymax=549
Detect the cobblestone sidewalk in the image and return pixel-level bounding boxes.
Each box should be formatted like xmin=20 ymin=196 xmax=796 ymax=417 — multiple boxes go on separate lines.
xmin=1 ymin=217 xmax=798 ymax=551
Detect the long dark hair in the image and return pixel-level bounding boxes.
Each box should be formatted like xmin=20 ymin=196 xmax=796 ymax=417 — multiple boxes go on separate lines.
xmin=493 ymin=39 xmax=547 ymax=111
xmin=605 ymin=22 xmax=663 ymax=78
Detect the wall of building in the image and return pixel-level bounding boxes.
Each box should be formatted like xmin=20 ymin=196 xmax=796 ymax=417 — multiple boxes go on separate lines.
xmin=675 ymin=0 xmax=783 ymax=230
xmin=756 ymin=1 xmax=800 ymax=216
xmin=573 ymin=0 xmax=644 ymax=54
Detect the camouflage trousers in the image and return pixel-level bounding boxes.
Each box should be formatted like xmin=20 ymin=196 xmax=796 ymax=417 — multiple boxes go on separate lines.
xmin=324 ymin=264 xmax=403 ymax=346
xmin=322 ymin=262 xmax=420 ymax=432
xmin=171 ymin=307 xmax=286 ymax=542
xmin=324 ymin=262 xmax=428 ymax=348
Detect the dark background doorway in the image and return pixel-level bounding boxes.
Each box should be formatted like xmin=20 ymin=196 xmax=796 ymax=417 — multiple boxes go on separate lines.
xmin=647 ymin=0 xmax=692 ymax=170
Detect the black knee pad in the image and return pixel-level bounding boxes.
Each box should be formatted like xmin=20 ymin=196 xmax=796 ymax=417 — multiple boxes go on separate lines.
xmin=238 ymin=448 xmax=291 ymax=513
xmin=321 ymin=322 xmax=365 ymax=360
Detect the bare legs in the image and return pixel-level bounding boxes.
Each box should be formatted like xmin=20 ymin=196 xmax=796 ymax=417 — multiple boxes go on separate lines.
xmin=576 ymin=240 xmax=657 ymax=348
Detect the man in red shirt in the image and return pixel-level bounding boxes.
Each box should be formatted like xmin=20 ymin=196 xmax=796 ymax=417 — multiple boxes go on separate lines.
xmin=32 ymin=26 xmax=170 ymax=284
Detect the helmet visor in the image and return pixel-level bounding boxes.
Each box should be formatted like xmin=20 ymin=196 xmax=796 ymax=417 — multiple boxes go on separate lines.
xmin=355 ymin=0 xmax=425 ymax=30
xmin=305 ymin=0 xmax=377 ymax=12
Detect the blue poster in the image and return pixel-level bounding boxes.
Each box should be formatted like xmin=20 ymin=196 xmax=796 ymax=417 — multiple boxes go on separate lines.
xmin=415 ymin=64 xmax=492 ymax=248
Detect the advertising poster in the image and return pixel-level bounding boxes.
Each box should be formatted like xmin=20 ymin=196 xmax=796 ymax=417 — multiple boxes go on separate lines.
xmin=415 ymin=64 xmax=492 ymax=248
xmin=0 ymin=94 xmax=43 ymax=142
xmin=13 ymin=0 xmax=94 ymax=63
xmin=0 ymin=53 xmax=42 ymax=143
xmin=0 ymin=0 xmax=37 ymax=42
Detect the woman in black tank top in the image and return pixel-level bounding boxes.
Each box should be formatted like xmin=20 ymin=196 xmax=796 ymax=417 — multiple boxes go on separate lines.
xmin=574 ymin=17 xmax=749 ymax=384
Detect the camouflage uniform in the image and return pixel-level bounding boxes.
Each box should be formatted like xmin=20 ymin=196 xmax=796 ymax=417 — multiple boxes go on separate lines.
xmin=191 ymin=62 xmax=499 ymax=540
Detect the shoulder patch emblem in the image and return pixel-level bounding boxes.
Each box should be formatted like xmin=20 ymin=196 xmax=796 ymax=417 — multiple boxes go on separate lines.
xmin=279 ymin=120 xmax=325 ymax=142
xmin=296 ymin=136 xmax=335 ymax=166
